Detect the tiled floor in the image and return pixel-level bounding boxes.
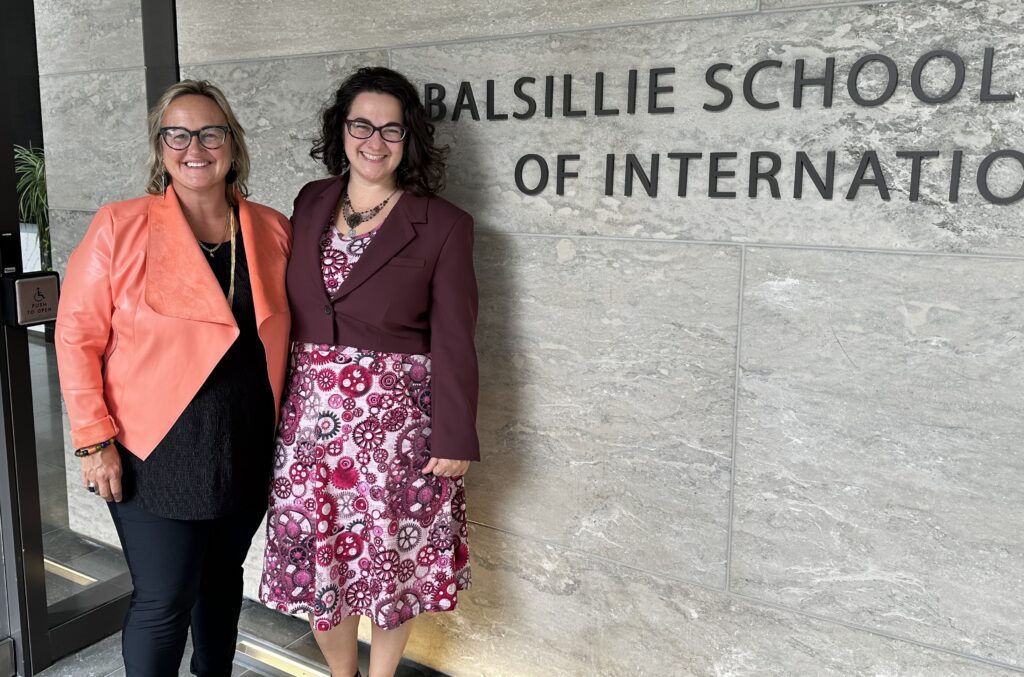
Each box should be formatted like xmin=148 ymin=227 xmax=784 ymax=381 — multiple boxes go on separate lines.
xmin=34 ymin=632 xmax=247 ymax=677
xmin=37 ymin=601 xmax=445 ymax=676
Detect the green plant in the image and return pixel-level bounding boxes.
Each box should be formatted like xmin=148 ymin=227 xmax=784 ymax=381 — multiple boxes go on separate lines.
xmin=13 ymin=144 xmax=52 ymax=271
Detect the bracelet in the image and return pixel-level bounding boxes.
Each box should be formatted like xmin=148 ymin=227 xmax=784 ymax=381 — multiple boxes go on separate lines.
xmin=74 ymin=438 xmax=115 ymax=458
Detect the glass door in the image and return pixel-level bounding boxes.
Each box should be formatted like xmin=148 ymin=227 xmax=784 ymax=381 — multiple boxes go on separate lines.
xmin=1 ymin=509 xmax=15 ymax=677
xmin=1 ymin=1 xmax=131 ymax=674
xmin=30 ymin=322 xmax=133 ymax=645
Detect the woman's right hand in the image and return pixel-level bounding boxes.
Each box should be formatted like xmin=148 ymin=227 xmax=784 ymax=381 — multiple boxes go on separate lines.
xmin=80 ymin=447 xmax=123 ymax=502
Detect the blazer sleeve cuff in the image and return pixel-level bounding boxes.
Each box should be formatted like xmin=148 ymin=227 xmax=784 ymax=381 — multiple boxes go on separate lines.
xmin=429 ymin=419 xmax=480 ymax=461
xmin=70 ymin=416 xmax=119 ymax=450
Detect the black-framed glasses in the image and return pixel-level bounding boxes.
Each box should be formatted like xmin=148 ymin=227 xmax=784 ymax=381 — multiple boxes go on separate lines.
xmin=343 ymin=119 xmax=407 ymax=143
xmin=159 ymin=125 xmax=231 ymax=150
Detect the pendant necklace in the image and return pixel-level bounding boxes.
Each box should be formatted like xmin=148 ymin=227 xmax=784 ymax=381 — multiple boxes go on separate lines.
xmin=196 ymin=209 xmax=237 ymax=307
xmin=197 ymin=210 xmax=232 ymax=257
xmin=340 ymin=188 xmax=398 ymax=238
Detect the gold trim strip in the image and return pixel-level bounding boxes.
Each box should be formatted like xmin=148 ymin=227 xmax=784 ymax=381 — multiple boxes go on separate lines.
xmin=43 ymin=558 xmax=98 ymax=586
xmin=236 ymin=640 xmax=330 ymax=677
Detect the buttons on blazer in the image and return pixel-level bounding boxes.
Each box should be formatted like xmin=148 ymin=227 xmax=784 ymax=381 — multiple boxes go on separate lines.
xmin=323 ymin=304 xmax=331 ymax=315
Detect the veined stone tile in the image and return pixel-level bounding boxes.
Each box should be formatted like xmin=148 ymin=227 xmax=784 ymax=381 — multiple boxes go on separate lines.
xmin=176 ymin=0 xmax=757 ymax=66
xmin=63 ymin=411 xmax=121 ymax=551
xmin=0 ymin=568 xmax=5 ymax=638
xmin=471 ymin=233 xmax=739 ymax=586
xmin=34 ymin=632 xmax=123 ymax=677
xmin=40 ymin=70 xmax=148 ymax=211
xmin=405 ymin=523 xmax=1020 ymax=676
xmin=34 ymin=0 xmax=144 ymax=75
xmin=60 ymin=400 xmax=119 ymax=551
xmin=393 ymin=0 xmax=1024 ymax=253
xmin=49 ymin=210 xmax=94 ymax=273
xmin=733 ymin=247 xmax=1024 ymax=667
xmin=181 ymin=51 xmax=389 ymax=215
xmin=762 ymin=0 xmax=899 ymax=8
xmin=35 ymin=633 xmax=246 ymax=676
xmin=237 ymin=599 xmax=311 ymax=650
xmin=37 ymin=462 xmax=69 ymax=532
xmin=242 ymin=516 xmax=267 ymax=601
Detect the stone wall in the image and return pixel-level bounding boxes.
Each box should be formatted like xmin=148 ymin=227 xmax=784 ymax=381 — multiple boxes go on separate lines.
xmin=39 ymin=0 xmax=1024 ymax=674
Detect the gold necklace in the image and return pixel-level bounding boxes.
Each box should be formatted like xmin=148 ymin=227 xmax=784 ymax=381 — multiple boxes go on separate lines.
xmin=227 ymin=210 xmax=237 ymax=307
xmin=197 ymin=210 xmax=233 ymax=257
xmin=196 ymin=210 xmax=237 ymax=307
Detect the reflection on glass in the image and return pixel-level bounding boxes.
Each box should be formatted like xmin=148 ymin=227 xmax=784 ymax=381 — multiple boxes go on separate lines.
xmin=30 ymin=333 xmax=131 ymax=622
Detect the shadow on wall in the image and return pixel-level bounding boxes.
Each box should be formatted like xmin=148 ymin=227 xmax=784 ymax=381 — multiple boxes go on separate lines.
xmin=434 ymin=136 xmax=527 ymax=668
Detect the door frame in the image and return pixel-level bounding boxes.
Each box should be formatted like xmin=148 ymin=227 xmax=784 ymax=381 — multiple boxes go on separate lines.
xmin=1 ymin=1 xmax=132 ymax=673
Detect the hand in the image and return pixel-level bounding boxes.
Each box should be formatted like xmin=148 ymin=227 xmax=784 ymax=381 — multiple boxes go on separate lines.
xmin=422 ymin=457 xmax=470 ymax=478
xmin=80 ymin=446 xmax=123 ymax=502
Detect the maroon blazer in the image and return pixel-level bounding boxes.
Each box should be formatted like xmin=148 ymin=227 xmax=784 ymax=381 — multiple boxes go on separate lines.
xmin=287 ymin=176 xmax=479 ymax=461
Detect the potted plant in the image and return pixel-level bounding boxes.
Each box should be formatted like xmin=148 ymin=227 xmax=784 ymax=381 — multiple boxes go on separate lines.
xmin=13 ymin=143 xmax=52 ymax=272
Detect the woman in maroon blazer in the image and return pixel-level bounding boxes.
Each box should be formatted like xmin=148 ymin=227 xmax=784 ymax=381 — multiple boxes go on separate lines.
xmin=259 ymin=67 xmax=479 ymax=677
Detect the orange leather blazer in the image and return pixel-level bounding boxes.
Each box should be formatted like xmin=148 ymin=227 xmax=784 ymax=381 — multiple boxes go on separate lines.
xmin=55 ymin=186 xmax=292 ymax=460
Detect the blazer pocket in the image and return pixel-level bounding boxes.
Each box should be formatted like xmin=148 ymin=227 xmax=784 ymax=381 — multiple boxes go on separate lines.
xmin=387 ymin=256 xmax=425 ymax=268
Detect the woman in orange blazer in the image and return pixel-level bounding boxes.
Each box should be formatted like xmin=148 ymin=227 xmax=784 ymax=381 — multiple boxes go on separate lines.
xmin=55 ymin=80 xmax=290 ymax=676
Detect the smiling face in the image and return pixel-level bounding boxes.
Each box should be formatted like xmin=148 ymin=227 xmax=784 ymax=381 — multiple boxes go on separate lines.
xmin=343 ymin=91 xmax=405 ymax=188
xmin=160 ymin=94 xmax=233 ymax=199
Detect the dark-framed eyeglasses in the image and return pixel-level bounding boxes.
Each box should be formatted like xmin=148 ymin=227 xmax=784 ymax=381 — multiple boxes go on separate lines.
xmin=159 ymin=125 xmax=231 ymax=151
xmin=343 ymin=119 xmax=407 ymax=143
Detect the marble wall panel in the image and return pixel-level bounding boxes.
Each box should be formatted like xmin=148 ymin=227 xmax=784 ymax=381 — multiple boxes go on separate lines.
xmin=393 ymin=0 xmax=1024 ymax=253
xmin=62 ymin=409 xmax=121 ymax=549
xmin=471 ymin=233 xmax=739 ymax=586
xmin=49 ymin=209 xmax=95 ymax=273
xmin=39 ymin=70 xmax=149 ymax=211
xmin=404 ymin=523 xmax=1019 ymax=676
xmin=733 ymin=247 xmax=1024 ymax=667
xmin=41 ymin=1 xmax=1024 ymax=672
xmin=761 ymin=0 xmax=898 ymax=9
xmin=242 ymin=518 xmax=266 ymax=601
xmin=181 ymin=50 xmax=389 ymax=215
xmin=176 ymin=0 xmax=757 ymax=66
xmin=53 ymin=210 xmax=120 ymax=551
xmin=33 ymin=0 xmax=144 ymax=75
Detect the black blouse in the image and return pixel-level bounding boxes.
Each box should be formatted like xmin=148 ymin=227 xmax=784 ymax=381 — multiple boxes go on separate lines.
xmin=117 ymin=226 xmax=276 ymax=520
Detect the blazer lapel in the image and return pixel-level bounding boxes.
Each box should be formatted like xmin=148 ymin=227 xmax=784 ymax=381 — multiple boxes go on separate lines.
xmin=303 ymin=177 xmax=344 ymax=300
xmin=333 ymin=192 xmax=425 ymax=299
xmin=144 ymin=185 xmax=237 ymax=326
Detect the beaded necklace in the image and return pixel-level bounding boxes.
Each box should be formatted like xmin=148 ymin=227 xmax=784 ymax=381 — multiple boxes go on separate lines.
xmin=340 ymin=188 xmax=398 ymax=237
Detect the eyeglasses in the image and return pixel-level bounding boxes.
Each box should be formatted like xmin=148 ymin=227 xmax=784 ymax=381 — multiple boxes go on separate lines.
xmin=343 ymin=119 xmax=407 ymax=143
xmin=159 ymin=125 xmax=231 ymax=151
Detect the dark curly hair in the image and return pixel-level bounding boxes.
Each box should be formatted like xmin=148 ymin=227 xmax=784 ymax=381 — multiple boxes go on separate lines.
xmin=311 ymin=67 xmax=448 ymax=196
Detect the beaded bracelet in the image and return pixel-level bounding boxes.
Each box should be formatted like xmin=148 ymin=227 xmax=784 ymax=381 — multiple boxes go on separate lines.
xmin=73 ymin=438 xmax=115 ymax=458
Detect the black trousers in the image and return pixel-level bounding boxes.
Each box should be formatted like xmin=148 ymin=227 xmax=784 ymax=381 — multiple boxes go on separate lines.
xmin=107 ymin=499 xmax=266 ymax=677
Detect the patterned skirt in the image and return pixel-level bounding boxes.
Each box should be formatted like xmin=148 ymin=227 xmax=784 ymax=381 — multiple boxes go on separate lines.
xmin=259 ymin=342 xmax=471 ymax=630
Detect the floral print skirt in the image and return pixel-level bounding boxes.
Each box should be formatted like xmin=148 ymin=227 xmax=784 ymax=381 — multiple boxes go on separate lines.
xmin=259 ymin=342 xmax=471 ymax=630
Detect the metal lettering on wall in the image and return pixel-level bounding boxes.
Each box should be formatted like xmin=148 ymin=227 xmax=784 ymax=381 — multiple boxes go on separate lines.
xmin=424 ymin=46 xmax=1022 ymax=205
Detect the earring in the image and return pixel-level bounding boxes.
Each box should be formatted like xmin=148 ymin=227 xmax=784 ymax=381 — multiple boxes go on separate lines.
xmin=225 ymin=167 xmax=238 ymax=184
xmin=161 ymin=170 xmax=170 ymax=192
xmin=341 ymin=154 xmax=350 ymax=175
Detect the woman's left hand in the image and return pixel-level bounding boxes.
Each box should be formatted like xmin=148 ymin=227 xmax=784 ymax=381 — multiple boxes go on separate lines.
xmin=422 ymin=457 xmax=470 ymax=478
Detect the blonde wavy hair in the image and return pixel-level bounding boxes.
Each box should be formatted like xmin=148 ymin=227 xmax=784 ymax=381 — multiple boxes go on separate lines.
xmin=145 ymin=80 xmax=250 ymax=204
